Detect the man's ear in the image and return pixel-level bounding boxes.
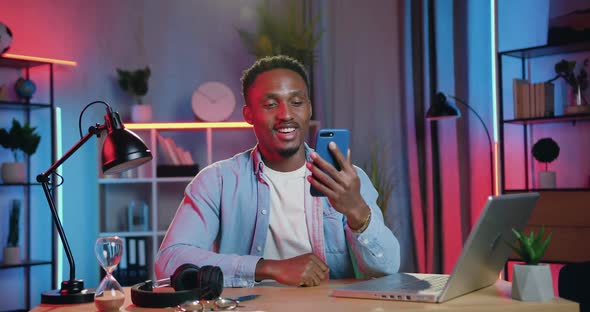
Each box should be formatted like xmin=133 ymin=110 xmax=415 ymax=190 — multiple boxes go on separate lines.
xmin=243 ymin=105 xmax=253 ymax=124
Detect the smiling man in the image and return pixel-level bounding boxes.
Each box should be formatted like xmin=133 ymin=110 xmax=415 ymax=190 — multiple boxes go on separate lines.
xmin=155 ymin=55 xmax=400 ymax=288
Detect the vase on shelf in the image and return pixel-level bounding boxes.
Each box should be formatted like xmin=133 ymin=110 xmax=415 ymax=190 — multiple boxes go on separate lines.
xmin=131 ymin=104 xmax=153 ymax=123
xmin=1 ymin=162 xmax=26 ymax=184
xmin=538 ymin=171 xmax=556 ymax=189
xmin=3 ymin=246 xmax=21 ymax=265
xmin=565 ymin=85 xmax=590 ymax=114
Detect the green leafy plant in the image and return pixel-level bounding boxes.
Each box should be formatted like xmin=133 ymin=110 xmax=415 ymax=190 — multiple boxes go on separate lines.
xmin=6 ymin=199 xmax=20 ymax=247
xmin=508 ymin=226 xmax=552 ymax=265
xmin=116 ymin=66 xmax=151 ymax=104
xmin=531 ymin=137 xmax=560 ymax=171
xmin=362 ymin=143 xmax=394 ymax=217
xmin=0 ymin=119 xmax=41 ymax=162
xmin=237 ymin=0 xmax=322 ymax=68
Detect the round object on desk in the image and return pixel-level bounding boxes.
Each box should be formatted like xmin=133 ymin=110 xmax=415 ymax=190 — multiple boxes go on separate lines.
xmin=191 ymin=81 xmax=236 ymax=121
xmin=15 ymin=77 xmax=36 ymax=100
xmin=0 ymin=22 xmax=13 ymax=54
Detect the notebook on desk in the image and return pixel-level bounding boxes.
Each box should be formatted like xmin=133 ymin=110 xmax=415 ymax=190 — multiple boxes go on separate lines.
xmin=331 ymin=192 xmax=540 ymax=303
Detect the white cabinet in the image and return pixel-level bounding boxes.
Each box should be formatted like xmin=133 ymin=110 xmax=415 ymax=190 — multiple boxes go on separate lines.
xmin=97 ymin=122 xmax=254 ymax=285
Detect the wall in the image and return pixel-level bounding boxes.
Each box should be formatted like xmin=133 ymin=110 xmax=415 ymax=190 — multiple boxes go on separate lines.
xmin=1 ymin=0 xmax=259 ymax=308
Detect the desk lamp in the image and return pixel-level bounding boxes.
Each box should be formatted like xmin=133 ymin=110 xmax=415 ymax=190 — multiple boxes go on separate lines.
xmin=37 ymin=101 xmax=153 ymax=304
xmin=426 ymin=92 xmax=494 ymax=195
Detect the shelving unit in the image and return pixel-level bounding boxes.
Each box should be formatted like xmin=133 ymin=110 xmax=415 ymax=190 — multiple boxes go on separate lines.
xmin=97 ymin=122 xmax=254 ymax=285
xmin=497 ymin=40 xmax=590 ymax=264
xmin=0 ymin=55 xmax=71 ymax=310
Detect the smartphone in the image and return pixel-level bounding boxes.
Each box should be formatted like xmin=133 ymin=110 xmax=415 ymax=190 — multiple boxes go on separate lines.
xmin=310 ymin=128 xmax=350 ymax=197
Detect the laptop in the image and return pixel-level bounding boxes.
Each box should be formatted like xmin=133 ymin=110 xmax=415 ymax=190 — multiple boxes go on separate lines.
xmin=331 ymin=192 xmax=540 ymax=303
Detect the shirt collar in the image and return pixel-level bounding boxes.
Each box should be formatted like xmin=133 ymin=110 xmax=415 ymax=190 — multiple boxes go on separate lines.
xmin=251 ymin=143 xmax=313 ymax=177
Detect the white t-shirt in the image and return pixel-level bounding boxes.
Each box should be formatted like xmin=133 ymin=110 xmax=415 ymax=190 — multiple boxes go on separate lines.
xmin=262 ymin=164 xmax=312 ymax=260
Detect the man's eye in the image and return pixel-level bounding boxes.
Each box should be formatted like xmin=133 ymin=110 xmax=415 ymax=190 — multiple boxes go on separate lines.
xmin=263 ymin=101 xmax=277 ymax=108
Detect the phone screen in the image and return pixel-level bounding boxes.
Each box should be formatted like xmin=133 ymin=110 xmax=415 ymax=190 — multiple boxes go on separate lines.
xmin=310 ymin=128 xmax=350 ymax=196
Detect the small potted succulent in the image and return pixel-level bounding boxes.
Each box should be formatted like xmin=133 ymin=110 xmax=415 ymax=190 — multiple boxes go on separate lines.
xmin=531 ymin=138 xmax=560 ymax=189
xmin=116 ymin=66 xmax=152 ymax=122
xmin=508 ymin=226 xmax=553 ymax=301
xmin=3 ymin=199 xmax=21 ymax=264
xmin=0 ymin=119 xmax=41 ymax=183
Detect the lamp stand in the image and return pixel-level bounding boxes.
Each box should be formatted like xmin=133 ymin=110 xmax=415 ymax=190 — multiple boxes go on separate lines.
xmin=449 ymin=95 xmax=495 ymax=195
xmin=37 ymin=125 xmax=103 ymax=304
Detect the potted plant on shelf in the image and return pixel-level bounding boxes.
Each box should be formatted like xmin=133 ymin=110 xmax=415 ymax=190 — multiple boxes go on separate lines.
xmin=0 ymin=119 xmax=41 ymax=183
xmin=3 ymin=199 xmax=21 ymax=264
xmin=547 ymin=58 xmax=588 ymax=114
xmin=532 ymin=137 xmax=560 ymax=189
xmin=237 ymin=0 xmax=322 ymax=69
xmin=508 ymin=226 xmax=553 ymax=301
xmin=116 ymin=66 xmax=152 ymax=122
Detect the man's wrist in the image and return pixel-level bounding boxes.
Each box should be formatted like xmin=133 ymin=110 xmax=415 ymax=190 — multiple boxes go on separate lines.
xmin=255 ymin=258 xmax=274 ymax=281
xmin=347 ymin=206 xmax=371 ymax=233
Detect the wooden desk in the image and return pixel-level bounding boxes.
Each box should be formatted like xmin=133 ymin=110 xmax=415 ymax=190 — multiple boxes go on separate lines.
xmin=31 ymin=279 xmax=578 ymax=312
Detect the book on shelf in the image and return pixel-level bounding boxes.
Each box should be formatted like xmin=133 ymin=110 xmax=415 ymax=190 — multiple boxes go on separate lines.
xmin=512 ymin=79 xmax=554 ymax=119
xmin=157 ymin=133 xmax=195 ymax=165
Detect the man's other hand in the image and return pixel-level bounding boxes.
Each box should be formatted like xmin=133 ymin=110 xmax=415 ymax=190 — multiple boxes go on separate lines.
xmin=255 ymin=253 xmax=329 ymax=287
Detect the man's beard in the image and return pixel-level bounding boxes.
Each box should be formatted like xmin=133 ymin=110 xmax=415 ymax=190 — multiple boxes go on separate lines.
xmin=278 ymin=146 xmax=300 ymax=158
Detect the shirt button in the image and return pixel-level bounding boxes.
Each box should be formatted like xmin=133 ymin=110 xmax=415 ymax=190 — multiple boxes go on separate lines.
xmin=376 ymin=252 xmax=383 ymax=258
xmin=256 ymin=246 xmax=262 ymax=251
xmin=362 ymin=238 xmax=369 ymax=245
xmin=261 ymin=209 xmax=267 ymax=215
xmin=242 ymin=280 xmax=248 ymax=286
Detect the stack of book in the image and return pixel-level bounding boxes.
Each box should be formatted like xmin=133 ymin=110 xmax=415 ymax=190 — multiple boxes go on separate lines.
xmin=156 ymin=134 xmax=199 ymax=177
xmin=513 ymin=79 xmax=555 ymax=119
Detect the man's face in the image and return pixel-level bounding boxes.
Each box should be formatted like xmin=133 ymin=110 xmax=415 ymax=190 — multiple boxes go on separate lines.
xmin=243 ymin=68 xmax=312 ymax=161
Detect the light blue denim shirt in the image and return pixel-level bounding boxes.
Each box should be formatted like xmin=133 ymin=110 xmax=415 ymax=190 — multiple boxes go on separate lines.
xmin=155 ymin=144 xmax=400 ymax=287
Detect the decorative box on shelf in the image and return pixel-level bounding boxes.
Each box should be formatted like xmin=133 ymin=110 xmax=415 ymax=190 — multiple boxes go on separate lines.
xmin=156 ymin=164 xmax=199 ymax=177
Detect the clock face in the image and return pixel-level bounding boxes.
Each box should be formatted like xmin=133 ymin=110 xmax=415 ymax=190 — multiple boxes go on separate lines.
xmin=191 ymin=81 xmax=236 ymax=121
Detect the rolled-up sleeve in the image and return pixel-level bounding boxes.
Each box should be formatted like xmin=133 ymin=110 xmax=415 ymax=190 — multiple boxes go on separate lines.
xmin=344 ymin=167 xmax=400 ymax=277
xmin=154 ymin=165 xmax=261 ymax=288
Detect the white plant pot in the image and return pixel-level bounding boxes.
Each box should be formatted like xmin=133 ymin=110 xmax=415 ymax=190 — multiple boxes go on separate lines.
xmin=131 ymin=104 xmax=153 ymax=123
xmin=538 ymin=171 xmax=556 ymax=189
xmin=1 ymin=162 xmax=26 ymax=184
xmin=3 ymin=246 xmax=21 ymax=264
xmin=512 ymin=264 xmax=554 ymax=301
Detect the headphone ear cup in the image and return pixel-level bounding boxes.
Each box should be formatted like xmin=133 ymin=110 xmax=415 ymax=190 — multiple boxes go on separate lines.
xmin=171 ymin=263 xmax=201 ymax=291
xmin=197 ymin=265 xmax=224 ymax=300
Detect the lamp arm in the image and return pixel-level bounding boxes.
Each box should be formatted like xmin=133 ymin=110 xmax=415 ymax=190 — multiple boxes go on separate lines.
xmin=36 ymin=125 xmax=104 ymax=281
xmin=448 ymin=95 xmax=495 ymax=195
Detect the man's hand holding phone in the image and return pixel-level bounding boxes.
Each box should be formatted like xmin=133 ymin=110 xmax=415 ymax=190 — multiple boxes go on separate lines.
xmin=307 ymin=140 xmax=371 ymax=231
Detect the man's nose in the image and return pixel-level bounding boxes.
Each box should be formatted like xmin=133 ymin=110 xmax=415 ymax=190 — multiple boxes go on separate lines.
xmin=277 ymin=102 xmax=293 ymax=119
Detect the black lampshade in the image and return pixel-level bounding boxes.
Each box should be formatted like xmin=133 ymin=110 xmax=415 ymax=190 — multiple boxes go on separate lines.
xmin=101 ymin=110 xmax=152 ymax=174
xmin=426 ymin=92 xmax=461 ymax=120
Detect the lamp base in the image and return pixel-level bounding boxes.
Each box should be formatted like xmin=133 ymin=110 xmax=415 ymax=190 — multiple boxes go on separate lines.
xmin=41 ymin=279 xmax=95 ymax=304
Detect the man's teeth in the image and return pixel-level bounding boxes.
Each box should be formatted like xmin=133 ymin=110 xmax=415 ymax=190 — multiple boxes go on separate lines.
xmin=277 ymin=128 xmax=295 ymax=133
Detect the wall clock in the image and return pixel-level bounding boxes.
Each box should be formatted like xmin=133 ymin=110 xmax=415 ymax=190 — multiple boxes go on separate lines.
xmin=191 ymin=81 xmax=236 ymax=121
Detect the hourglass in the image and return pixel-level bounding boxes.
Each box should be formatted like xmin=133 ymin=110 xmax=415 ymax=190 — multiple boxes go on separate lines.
xmin=95 ymin=236 xmax=125 ymax=312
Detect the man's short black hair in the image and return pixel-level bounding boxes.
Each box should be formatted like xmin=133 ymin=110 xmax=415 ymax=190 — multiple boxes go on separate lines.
xmin=241 ymin=55 xmax=310 ymax=104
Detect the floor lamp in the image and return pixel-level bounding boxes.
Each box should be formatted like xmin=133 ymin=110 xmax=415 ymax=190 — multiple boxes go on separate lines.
xmin=37 ymin=101 xmax=153 ymax=304
xmin=426 ymin=92 xmax=494 ymax=195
